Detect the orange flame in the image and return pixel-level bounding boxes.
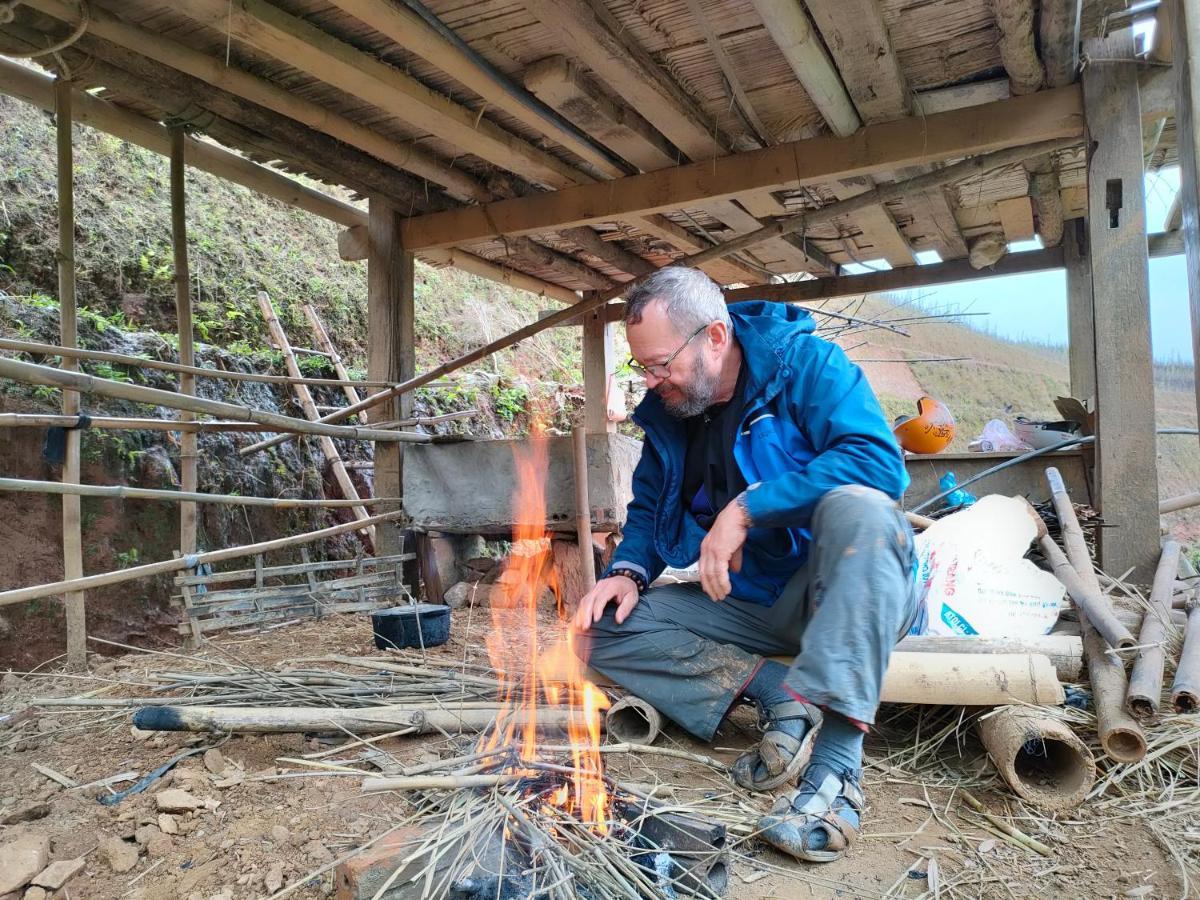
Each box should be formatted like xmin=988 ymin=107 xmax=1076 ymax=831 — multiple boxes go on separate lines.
xmin=481 ymin=423 xmax=610 ymax=832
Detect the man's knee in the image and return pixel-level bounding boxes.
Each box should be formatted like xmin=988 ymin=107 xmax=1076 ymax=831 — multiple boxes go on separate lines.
xmin=813 ymin=485 xmax=897 ymax=532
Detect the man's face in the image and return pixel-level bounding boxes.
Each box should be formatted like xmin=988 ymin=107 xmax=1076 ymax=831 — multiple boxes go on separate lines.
xmin=626 ymin=301 xmax=720 ymax=418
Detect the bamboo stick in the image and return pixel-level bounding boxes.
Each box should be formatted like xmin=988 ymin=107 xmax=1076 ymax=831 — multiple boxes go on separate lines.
xmin=303 ymin=304 xmax=361 ymax=413
xmin=1045 ymin=468 xmax=1146 ymax=762
xmin=0 ymin=510 xmax=404 ymax=608
xmin=256 ymin=291 xmax=375 ymax=546
xmin=171 ymin=127 xmax=198 ymax=558
xmin=1161 ymin=491 xmax=1200 ymax=514
xmin=572 ymin=426 xmax=596 ymax=601
xmin=0 ymin=336 xmax=399 ymax=388
xmin=55 ymin=76 xmax=86 ymax=672
xmin=0 ymin=356 xmax=431 ymax=443
xmin=959 ymin=790 xmax=1053 ymax=856
xmin=978 ymin=705 xmax=1096 ymax=812
xmin=361 ymin=773 xmax=523 ymax=792
xmin=0 ymin=476 xmax=404 ymax=509
xmin=1127 ymin=541 xmax=1182 ymax=719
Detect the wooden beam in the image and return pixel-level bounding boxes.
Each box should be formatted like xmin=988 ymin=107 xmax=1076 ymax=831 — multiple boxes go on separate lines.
xmin=367 ymin=198 xmax=412 ymax=557
xmin=996 ymin=196 xmax=1036 ymax=242
xmin=504 ymin=237 xmax=617 ymax=291
xmin=914 ymin=79 xmax=1011 ymax=116
xmin=168 ymin=0 xmax=585 ymax=190
xmin=1084 ymin=28 xmax=1160 ymax=583
xmin=1040 ymin=0 xmax=1082 ymax=88
xmin=581 ymin=301 xmax=616 ymax=434
xmin=1174 ymin=0 xmax=1200 ymax=451
xmin=420 ymin=248 xmax=580 ymax=304
xmin=399 ymin=87 xmax=1085 ymax=249
xmin=170 ymin=129 xmax=198 ymax=559
xmin=1063 ymin=219 xmax=1095 ymax=403
xmin=990 ymin=0 xmax=1045 ymax=95
xmin=54 ymin=78 xmax=85 ymax=672
xmin=804 ymin=0 xmax=911 ymax=123
xmin=900 ymin=188 xmax=970 ymax=259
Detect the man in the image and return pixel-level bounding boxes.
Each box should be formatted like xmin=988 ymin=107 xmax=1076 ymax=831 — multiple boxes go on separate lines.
xmin=574 ymin=266 xmax=919 ymax=863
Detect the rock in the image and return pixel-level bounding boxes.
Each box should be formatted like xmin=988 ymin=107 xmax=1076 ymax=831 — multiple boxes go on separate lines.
xmin=0 ymin=804 xmax=51 ymax=826
xmin=202 ymin=750 xmax=226 ymax=776
xmin=130 ymin=725 xmax=155 ymax=741
xmin=145 ymin=834 xmax=173 ymax=859
xmin=134 ymin=825 xmax=161 ymax=847
xmin=442 ymin=581 xmax=474 ymax=609
xmin=264 ymin=863 xmax=284 ymax=894
xmin=211 ymin=771 xmax=244 ymax=790
xmin=155 ymin=789 xmax=203 ymax=813
xmin=158 ymin=814 xmax=180 ymax=836
xmin=0 ymin=834 xmax=50 ymax=894
xmin=22 ymin=886 xmax=47 ymax=900
xmin=302 ymin=840 xmax=333 ymax=864
xmin=31 ymin=858 xmax=85 ymax=891
xmin=0 ymin=672 xmax=24 ymax=695
xmin=101 ymin=837 xmax=140 ymax=874
xmin=269 ymin=825 xmax=290 ymax=846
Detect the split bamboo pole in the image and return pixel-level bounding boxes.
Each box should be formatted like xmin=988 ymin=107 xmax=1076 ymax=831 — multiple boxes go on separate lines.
xmin=0 ymin=337 xmax=400 ymax=388
xmin=0 ymin=477 xmax=404 ymax=510
xmin=0 ymin=356 xmax=432 ymax=443
xmin=256 ymin=292 xmax=375 ymax=546
xmin=240 ymin=137 xmax=1077 ymax=457
xmin=55 ymin=77 xmax=86 ymax=672
xmin=303 ymin=304 xmax=362 ymax=413
xmin=0 ymin=510 xmax=405 ymax=609
xmin=1127 ymin=541 xmax=1182 ymax=719
xmin=1045 ymin=468 xmax=1146 ymax=762
xmin=170 ymin=128 xmax=198 ymax=558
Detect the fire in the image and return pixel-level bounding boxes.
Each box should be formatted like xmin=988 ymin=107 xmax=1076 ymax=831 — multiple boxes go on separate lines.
xmin=481 ymin=423 xmax=610 ymax=832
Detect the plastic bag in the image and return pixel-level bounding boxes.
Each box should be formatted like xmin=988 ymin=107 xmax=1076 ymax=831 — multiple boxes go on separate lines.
xmin=969 ymin=419 xmax=1032 ymax=453
xmin=911 ymin=495 xmax=1065 ymax=638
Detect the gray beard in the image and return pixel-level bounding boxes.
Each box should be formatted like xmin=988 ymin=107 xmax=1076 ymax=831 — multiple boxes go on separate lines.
xmin=657 ymin=364 xmax=721 ymax=418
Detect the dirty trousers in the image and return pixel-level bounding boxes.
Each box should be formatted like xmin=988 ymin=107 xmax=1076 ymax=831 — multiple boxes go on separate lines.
xmin=577 ymin=486 xmax=920 ymax=741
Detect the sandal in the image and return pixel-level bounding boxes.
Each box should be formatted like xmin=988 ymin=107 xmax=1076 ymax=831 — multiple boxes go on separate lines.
xmin=757 ymin=764 xmax=864 ymax=863
xmin=732 ymin=699 xmax=820 ymax=792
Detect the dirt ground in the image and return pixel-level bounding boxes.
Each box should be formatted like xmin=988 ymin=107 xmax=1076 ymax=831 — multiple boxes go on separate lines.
xmin=0 ymin=608 xmax=1188 ymax=899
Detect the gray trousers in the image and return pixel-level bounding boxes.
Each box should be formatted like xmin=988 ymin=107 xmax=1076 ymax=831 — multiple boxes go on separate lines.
xmin=576 ymin=486 xmax=920 ymax=741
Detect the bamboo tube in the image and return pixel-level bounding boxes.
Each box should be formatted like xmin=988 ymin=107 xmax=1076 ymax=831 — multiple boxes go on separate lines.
xmin=0 ymin=476 xmax=404 ymax=510
xmin=1045 ymin=468 xmax=1146 ymax=762
xmin=303 ymin=304 xmax=361 ymax=412
xmin=55 ymin=76 xmax=86 ymax=672
xmin=1171 ymin=557 xmax=1200 ymax=712
xmin=131 ymin=703 xmax=575 ymax=734
xmin=1161 ymin=491 xmax=1200 ymax=514
xmin=256 ymin=291 xmax=375 ymax=546
xmin=605 ymin=695 xmax=663 ymax=746
xmin=0 ymin=509 xmax=404 ymax=608
xmin=0 ymin=356 xmax=431 ymax=443
xmin=572 ymin=426 xmax=596 ymax=600
xmin=0 ymin=337 xmax=399 ymax=388
xmin=1038 ymin=535 xmax=1136 ymax=653
xmin=978 ymin=705 xmax=1096 ymax=812
xmin=171 ymin=128 xmax=198 ymax=558
xmin=890 ymin=634 xmax=1084 ymax=682
xmin=1127 ymin=541 xmax=1182 ymax=719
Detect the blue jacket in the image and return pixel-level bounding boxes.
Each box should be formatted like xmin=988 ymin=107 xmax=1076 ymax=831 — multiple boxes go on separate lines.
xmin=603 ymin=301 xmax=909 ymax=606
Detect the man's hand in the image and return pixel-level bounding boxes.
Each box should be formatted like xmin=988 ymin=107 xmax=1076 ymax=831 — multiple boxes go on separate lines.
xmin=573 ymin=575 xmax=640 ymax=631
xmin=699 ymin=498 xmax=750 ymax=601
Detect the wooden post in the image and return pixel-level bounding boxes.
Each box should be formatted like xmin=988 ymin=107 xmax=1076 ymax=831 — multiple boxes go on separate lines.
xmin=581 ymin=297 xmax=616 ymax=435
xmin=1082 ymin=29 xmax=1161 ymax=583
xmin=170 ymin=128 xmax=198 ymax=558
xmin=55 ymin=79 xmax=86 ymax=671
xmin=1173 ymin=0 xmax=1200 ymax=441
xmin=367 ymin=197 xmax=413 ymax=557
xmin=303 ymin=304 xmax=362 ymax=413
xmin=255 ymin=292 xmax=376 ymax=547
xmin=1063 ymin=218 xmax=1095 ymax=404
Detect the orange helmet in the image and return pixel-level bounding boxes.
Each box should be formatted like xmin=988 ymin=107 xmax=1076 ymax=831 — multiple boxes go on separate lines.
xmin=893 ymin=397 xmax=955 ymax=454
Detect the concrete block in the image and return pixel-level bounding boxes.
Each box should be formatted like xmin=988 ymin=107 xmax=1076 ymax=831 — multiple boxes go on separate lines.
xmin=404 ymin=433 xmax=641 ymax=534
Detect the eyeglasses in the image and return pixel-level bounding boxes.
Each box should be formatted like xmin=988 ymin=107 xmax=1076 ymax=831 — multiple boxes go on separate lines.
xmin=628 ymin=323 xmax=709 ymax=379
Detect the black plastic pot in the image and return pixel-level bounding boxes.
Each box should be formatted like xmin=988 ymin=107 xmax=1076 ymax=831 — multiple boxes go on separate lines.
xmin=371 ymin=603 xmax=451 ymax=650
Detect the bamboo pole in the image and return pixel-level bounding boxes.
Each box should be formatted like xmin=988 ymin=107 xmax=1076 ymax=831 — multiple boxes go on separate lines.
xmin=0 ymin=510 xmax=405 ymax=608
xmin=1171 ymin=554 xmax=1200 ymax=712
xmin=1038 ymin=535 xmax=1136 ymax=653
xmin=1161 ymin=491 xmax=1200 ymax=514
xmin=1127 ymin=541 xmax=1182 ymax=719
xmin=0 ymin=356 xmax=432 ymax=443
xmin=572 ymin=426 xmax=596 ymax=601
xmin=170 ymin=128 xmax=198 ymax=558
xmin=302 ymin=304 xmax=362 ymax=413
xmin=0 ymin=414 xmax=365 ymax=434
xmin=0 ymin=477 xmax=404 ymax=510
xmin=0 ymin=337 xmax=401 ymax=388
xmin=256 ymin=292 xmax=375 ymax=546
xmin=1045 ymin=468 xmax=1146 ymax=762
xmin=362 ymin=774 xmax=523 ymax=791
xmin=55 ymin=77 xmax=86 ymax=672
xmin=239 ymin=136 xmax=1080 ymax=458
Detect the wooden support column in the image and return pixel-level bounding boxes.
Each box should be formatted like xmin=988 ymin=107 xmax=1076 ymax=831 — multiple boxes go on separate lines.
xmin=1083 ymin=29 xmax=1161 ymax=583
xmin=1064 ymin=219 xmax=1095 ymax=404
xmin=55 ymin=79 xmax=85 ymax=671
xmin=367 ymin=197 xmax=413 ymax=558
xmin=1174 ymin=0 xmax=1200 ymax=440
xmin=581 ymin=296 xmax=616 ymax=435
xmin=170 ymin=129 xmax=198 ymax=558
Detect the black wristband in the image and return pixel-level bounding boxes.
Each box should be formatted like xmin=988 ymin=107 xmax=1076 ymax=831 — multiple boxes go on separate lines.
xmin=608 ymin=567 xmax=648 ymax=593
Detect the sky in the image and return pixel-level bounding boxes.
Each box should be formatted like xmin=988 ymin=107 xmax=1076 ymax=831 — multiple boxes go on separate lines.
xmin=846 ymin=167 xmax=1194 ymax=365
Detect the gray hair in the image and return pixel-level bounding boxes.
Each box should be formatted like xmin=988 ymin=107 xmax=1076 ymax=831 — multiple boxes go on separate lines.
xmin=623 ymin=266 xmax=730 ymax=334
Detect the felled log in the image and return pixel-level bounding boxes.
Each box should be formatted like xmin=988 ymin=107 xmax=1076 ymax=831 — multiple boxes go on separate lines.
xmin=978 ymin=705 xmax=1095 ymax=812
xmin=1127 ymin=541 xmax=1182 ymax=719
